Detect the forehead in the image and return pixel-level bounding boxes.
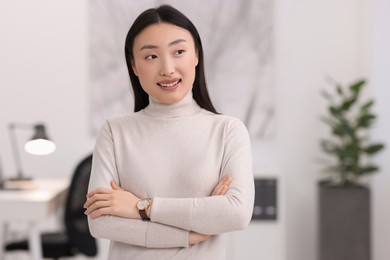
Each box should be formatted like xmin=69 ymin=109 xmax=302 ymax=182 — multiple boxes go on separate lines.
xmin=133 ymin=22 xmax=195 ymax=48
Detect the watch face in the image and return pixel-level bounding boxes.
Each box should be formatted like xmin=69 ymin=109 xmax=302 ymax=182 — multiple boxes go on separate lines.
xmin=137 ymin=199 xmax=149 ymax=210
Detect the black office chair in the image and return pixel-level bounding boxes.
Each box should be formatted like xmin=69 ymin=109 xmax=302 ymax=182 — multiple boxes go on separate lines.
xmin=6 ymin=154 xmax=98 ymax=259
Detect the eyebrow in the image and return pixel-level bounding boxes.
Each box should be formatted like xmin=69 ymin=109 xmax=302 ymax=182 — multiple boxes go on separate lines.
xmin=139 ymin=39 xmax=187 ymax=51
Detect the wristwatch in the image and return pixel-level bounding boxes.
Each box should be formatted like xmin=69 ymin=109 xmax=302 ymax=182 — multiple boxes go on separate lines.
xmin=136 ymin=198 xmax=151 ymax=221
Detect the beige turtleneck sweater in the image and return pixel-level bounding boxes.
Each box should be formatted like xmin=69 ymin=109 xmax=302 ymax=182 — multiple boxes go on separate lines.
xmin=88 ymin=91 xmax=254 ymax=260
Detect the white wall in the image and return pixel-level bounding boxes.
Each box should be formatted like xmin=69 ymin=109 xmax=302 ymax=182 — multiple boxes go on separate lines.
xmin=0 ymin=1 xmax=105 ymax=258
xmin=0 ymin=0 xmax=94 ymax=180
xmin=372 ymin=1 xmax=390 ymax=260
xmin=275 ymin=0 xmax=371 ymax=259
xmin=0 ymin=1 xmax=388 ymax=260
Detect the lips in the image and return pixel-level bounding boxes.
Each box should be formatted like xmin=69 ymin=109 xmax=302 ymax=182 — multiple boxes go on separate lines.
xmin=157 ymin=79 xmax=181 ymax=88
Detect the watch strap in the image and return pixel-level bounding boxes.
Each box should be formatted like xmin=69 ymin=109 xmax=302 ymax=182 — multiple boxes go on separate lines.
xmin=139 ymin=209 xmax=150 ymax=221
xmin=137 ymin=198 xmax=151 ymax=221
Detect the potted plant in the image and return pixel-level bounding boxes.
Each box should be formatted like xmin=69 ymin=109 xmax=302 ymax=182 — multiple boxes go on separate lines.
xmin=318 ymin=78 xmax=385 ymax=260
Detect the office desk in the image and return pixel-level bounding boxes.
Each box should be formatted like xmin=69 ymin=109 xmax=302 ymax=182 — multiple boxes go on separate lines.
xmin=0 ymin=180 xmax=69 ymax=260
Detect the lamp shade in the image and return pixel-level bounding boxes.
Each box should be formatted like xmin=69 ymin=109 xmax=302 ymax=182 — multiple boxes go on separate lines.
xmin=24 ymin=125 xmax=56 ymax=155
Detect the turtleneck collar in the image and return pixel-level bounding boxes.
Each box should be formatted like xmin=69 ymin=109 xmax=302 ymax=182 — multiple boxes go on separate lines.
xmin=143 ymin=90 xmax=201 ymax=118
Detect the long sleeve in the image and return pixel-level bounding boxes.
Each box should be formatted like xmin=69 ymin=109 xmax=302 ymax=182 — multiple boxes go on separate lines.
xmin=87 ymin=122 xmax=189 ymax=248
xmin=150 ymin=119 xmax=255 ymax=235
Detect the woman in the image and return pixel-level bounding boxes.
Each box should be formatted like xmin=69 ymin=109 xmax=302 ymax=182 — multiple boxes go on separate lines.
xmin=84 ymin=5 xmax=254 ymax=260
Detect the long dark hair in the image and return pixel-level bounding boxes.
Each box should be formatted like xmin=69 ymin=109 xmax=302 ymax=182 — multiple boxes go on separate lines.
xmin=124 ymin=5 xmax=218 ymax=113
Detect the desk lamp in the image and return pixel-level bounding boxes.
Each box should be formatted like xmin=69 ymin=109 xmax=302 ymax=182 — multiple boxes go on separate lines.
xmin=9 ymin=123 xmax=56 ymax=180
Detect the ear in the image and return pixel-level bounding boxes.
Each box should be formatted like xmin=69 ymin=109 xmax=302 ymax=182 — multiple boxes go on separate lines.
xmin=195 ymin=49 xmax=199 ymax=67
xmin=131 ymin=60 xmax=139 ymax=76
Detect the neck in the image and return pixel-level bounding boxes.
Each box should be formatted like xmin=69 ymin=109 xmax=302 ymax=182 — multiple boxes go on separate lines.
xmin=143 ymin=91 xmax=201 ymax=118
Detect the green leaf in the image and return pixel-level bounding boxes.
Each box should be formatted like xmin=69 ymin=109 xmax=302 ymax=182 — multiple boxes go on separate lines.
xmin=329 ymin=106 xmax=341 ymax=117
xmin=318 ymin=178 xmax=333 ymax=186
xmin=360 ymin=100 xmax=374 ymax=113
xmin=349 ymin=79 xmax=366 ymax=93
xmin=332 ymin=125 xmax=346 ymax=136
xmin=332 ymin=120 xmax=354 ymax=137
xmin=321 ymin=90 xmax=332 ymax=99
xmin=318 ymin=77 xmax=383 ymax=186
xmin=341 ymin=97 xmax=357 ymax=111
xmin=325 ymin=76 xmax=341 ymax=91
xmin=357 ymin=165 xmax=379 ymax=175
xmin=336 ymin=85 xmax=344 ymax=95
xmin=322 ymin=165 xmax=341 ymax=174
xmin=321 ymin=140 xmax=338 ymax=154
xmin=320 ymin=116 xmax=337 ymax=128
xmin=357 ymin=114 xmax=376 ymax=128
xmin=365 ymin=144 xmax=385 ymax=154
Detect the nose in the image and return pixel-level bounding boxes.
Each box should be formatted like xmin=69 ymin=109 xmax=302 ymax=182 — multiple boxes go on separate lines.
xmin=159 ymin=56 xmax=175 ymax=76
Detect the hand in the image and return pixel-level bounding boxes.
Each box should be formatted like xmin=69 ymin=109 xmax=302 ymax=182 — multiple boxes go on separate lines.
xmin=84 ymin=180 xmax=141 ymax=220
xmin=188 ymin=231 xmax=210 ymax=245
xmin=211 ymin=174 xmax=232 ymax=196
xmin=189 ymin=174 xmax=233 ymax=244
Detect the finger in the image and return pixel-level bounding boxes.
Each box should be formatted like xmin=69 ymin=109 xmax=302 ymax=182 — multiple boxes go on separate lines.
xmin=211 ymin=180 xmax=225 ymax=196
xmin=211 ymin=176 xmax=229 ymax=196
xmin=211 ymin=185 xmax=222 ymax=196
xmin=219 ymin=175 xmax=232 ymax=188
xmin=213 ymin=184 xmax=229 ymax=196
xmin=220 ymin=174 xmax=229 ymax=182
xmin=87 ymin=187 xmax=112 ymax=198
xmin=216 ymin=175 xmax=231 ymax=189
xmin=110 ymin=180 xmax=123 ymax=191
xmin=220 ymin=185 xmax=228 ymax=195
xmin=219 ymin=174 xmax=230 ymax=186
xmin=224 ymin=174 xmax=233 ymax=186
xmin=211 ymin=174 xmax=234 ymax=196
xmin=86 ymin=200 xmax=111 ymax=213
xmin=85 ymin=193 xmax=111 ymax=208
xmin=84 ymin=193 xmax=111 ymax=208
xmin=213 ymin=177 xmax=233 ymax=196
xmin=223 ymin=173 xmax=232 ymax=182
xmin=85 ymin=200 xmax=111 ymax=215
xmin=89 ymin=207 xmax=112 ymax=219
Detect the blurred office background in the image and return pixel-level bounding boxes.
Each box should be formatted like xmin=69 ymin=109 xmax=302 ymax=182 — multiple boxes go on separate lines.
xmin=0 ymin=0 xmax=389 ymax=259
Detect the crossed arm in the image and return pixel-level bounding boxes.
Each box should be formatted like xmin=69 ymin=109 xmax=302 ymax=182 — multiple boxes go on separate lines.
xmin=84 ymin=175 xmax=232 ymax=244
xmin=86 ymin=120 xmax=254 ymax=248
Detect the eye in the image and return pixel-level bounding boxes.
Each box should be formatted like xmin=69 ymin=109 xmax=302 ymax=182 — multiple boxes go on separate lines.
xmin=145 ymin=54 xmax=158 ymax=60
xmin=174 ymin=50 xmax=185 ymax=55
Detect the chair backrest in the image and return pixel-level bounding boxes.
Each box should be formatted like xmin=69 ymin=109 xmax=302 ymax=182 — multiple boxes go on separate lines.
xmin=64 ymin=154 xmax=97 ymax=256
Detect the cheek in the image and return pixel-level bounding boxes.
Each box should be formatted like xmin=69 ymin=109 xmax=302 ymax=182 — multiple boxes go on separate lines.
xmin=181 ymin=57 xmax=197 ymax=74
xmin=136 ymin=63 xmax=155 ymax=79
xmin=188 ymin=53 xmax=198 ymax=68
xmin=184 ymin=60 xmax=197 ymax=79
xmin=135 ymin=65 xmax=156 ymax=91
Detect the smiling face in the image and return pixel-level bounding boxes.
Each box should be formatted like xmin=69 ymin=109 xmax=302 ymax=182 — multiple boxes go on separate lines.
xmin=131 ymin=23 xmax=199 ymax=105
